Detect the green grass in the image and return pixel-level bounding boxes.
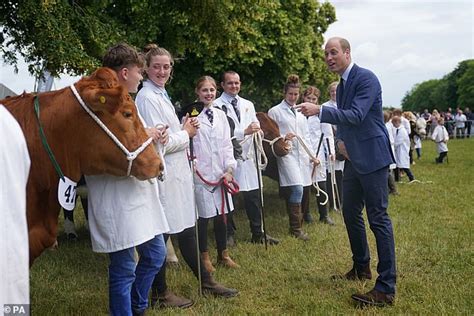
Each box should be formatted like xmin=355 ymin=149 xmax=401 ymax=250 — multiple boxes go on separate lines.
xmin=30 ymin=138 xmax=474 ymax=315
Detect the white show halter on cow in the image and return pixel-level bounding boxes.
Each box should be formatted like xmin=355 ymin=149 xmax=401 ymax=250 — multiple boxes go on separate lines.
xmin=70 ymin=84 xmax=154 ymax=177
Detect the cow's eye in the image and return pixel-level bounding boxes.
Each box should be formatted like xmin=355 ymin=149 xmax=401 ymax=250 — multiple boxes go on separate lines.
xmin=123 ymin=111 xmax=133 ymax=118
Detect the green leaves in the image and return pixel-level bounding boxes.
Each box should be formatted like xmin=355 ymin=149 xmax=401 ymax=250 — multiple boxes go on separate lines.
xmin=1 ymin=0 xmax=337 ymax=108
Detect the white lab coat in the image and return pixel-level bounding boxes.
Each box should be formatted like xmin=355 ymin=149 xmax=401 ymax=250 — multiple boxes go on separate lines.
xmin=307 ymin=115 xmax=334 ymax=182
xmin=321 ymin=100 xmax=345 ymax=171
xmin=86 ymin=175 xmax=169 ymax=253
xmin=136 ymin=80 xmax=196 ymax=234
xmin=401 ymin=116 xmax=411 ymax=135
xmin=393 ymin=126 xmax=410 ymax=169
xmin=214 ymin=93 xmax=260 ymax=191
xmin=193 ymin=106 xmax=237 ymax=218
xmin=385 ymin=121 xmax=397 ymax=170
xmin=0 ymin=105 xmax=30 ymax=307
xmin=431 ymin=125 xmax=449 ymax=153
xmin=268 ymin=100 xmax=313 ymax=187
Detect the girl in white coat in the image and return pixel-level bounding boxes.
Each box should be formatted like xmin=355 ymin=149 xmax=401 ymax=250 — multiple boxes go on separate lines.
xmin=392 ymin=116 xmax=415 ymax=182
xmin=303 ymin=86 xmax=335 ymax=225
xmin=192 ymin=76 xmax=240 ymax=270
xmin=136 ymin=45 xmax=237 ymax=307
xmin=268 ymin=75 xmax=317 ymax=241
xmin=431 ymin=116 xmax=449 ymax=163
xmin=322 ymin=82 xmax=344 ymax=210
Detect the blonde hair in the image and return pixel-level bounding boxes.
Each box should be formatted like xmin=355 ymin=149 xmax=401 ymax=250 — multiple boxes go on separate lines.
xmin=143 ymin=43 xmax=174 ymax=66
xmin=195 ymin=76 xmax=217 ymax=93
xmin=328 ymin=81 xmax=339 ymax=92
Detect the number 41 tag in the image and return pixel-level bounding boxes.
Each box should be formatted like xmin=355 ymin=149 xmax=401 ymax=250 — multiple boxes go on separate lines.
xmin=58 ymin=176 xmax=77 ymax=211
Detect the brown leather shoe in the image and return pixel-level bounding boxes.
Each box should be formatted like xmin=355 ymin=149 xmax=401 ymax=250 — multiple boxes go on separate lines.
xmin=351 ymin=288 xmax=395 ymax=307
xmin=201 ymin=279 xmax=239 ymax=298
xmin=331 ymin=265 xmax=372 ymax=280
xmin=152 ymin=290 xmax=193 ymax=309
xmin=217 ymin=249 xmax=240 ymax=269
xmin=251 ymin=233 xmax=280 ymax=245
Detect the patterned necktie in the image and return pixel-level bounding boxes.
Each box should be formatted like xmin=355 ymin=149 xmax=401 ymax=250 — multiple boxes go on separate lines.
xmin=205 ymin=108 xmax=214 ymax=125
xmin=231 ymin=98 xmax=240 ymax=122
xmin=289 ymin=105 xmax=296 ymax=115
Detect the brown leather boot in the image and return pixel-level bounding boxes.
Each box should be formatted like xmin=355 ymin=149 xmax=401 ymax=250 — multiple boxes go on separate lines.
xmin=217 ymin=249 xmax=240 ymax=269
xmin=201 ymin=251 xmax=216 ymax=273
xmin=151 ymin=289 xmax=193 ymax=309
xmin=288 ymin=203 xmax=309 ymax=241
xmin=331 ymin=264 xmax=372 ymax=280
xmin=201 ymin=275 xmax=239 ymax=298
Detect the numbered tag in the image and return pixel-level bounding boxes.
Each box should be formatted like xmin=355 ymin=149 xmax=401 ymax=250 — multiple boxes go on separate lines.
xmin=58 ymin=176 xmax=77 ymax=210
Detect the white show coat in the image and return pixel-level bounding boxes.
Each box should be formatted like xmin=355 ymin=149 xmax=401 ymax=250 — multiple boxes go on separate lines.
xmin=307 ymin=115 xmax=333 ymax=182
xmin=393 ymin=126 xmax=411 ymax=169
xmin=321 ymin=100 xmax=345 ymax=171
xmin=86 ymin=174 xmax=169 ymax=253
xmin=385 ymin=121 xmax=397 ymax=170
xmin=136 ymin=80 xmax=196 ymax=234
xmin=214 ymin=93 xmax=260 ymax=191
xmin=268 ymin=100 xmax=313 ymax=187
xmin=0 ymin=105 xmax=30 ymax=307
xmin=431 ymin=125 xmax=449 ymax=153
xmin=193 ymin=106 xmax=237 ymax=218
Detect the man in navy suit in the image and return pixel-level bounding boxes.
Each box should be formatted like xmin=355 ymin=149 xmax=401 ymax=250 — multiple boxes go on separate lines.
xmin=297 ymin=37 xmax=396 ymax=307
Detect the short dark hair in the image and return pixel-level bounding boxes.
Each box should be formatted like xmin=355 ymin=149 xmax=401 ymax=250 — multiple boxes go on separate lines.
xmin=221 ymin=70 xmax=239 ymax=83
xmin=102 ymin=43 xmax=144 ymax=71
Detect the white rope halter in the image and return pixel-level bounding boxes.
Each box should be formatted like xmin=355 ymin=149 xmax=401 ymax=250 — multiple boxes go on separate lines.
xmin=70 ymin=84 xmax=154 ymax=177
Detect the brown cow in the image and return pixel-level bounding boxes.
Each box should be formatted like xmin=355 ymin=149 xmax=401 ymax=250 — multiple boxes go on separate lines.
xmin=1 ymin=67 xmax=163 ymax=265
xmin=256 ymin=112 xmax=290 ymax=181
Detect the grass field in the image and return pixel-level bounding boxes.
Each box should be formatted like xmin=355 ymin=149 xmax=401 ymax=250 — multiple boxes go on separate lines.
xmin=30 ymin=138 xmax=474 ymax=315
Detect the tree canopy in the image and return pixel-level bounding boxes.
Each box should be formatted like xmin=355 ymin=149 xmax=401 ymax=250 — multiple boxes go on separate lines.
xmin=401 ymin=59 xmax=474 ymax=112
xmin=0 ymin=0 xmax=337 ymax=109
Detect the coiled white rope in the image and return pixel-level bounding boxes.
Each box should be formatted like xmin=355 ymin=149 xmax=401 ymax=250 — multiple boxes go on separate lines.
xmin=70 ymin=84 xmax=154 ymax=177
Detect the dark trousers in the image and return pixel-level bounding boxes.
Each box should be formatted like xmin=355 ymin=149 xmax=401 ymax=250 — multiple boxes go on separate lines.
xmin=436 ymin=151 xmax=448 ymax=163
xmin=198 ymin=215 xmax=227 ymax=254
xmin=415 ymin=148 xmax=421 ymax=159
xmin=327 ymin=170 xmax=343 ymax=210
xmin=342 ymin=162 xmax=396 ymax=294
xmin=394 ymin=168 xmax=415 ymax=182
xmin=227 ymin=189 xmax=264 ymax=238
xmin=152 ymin=226 xmax=211 ymax=294
xmin=243 ymin=189 xmax=264 ymax=236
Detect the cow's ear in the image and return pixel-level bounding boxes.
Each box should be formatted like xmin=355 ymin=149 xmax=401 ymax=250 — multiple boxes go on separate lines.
xmin=81 ymin=86 xmax=124 ymax=115
xmin=79 ymin=67 xmax=125 ymax=114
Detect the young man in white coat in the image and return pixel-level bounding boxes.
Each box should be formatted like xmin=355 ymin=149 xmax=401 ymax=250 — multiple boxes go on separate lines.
xmin=85 ymin=43 xmax=170 ymax=316
xmin=214 ymin=71 xmax=280 ymax=245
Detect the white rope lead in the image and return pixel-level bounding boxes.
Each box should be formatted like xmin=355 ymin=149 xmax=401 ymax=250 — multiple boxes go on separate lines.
xmin=70 ymin=84 xmax=154 ymax=177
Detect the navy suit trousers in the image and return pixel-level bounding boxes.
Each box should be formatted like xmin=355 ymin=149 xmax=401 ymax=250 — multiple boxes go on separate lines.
xmin=342 ymin=161 xmax=397 ymax=294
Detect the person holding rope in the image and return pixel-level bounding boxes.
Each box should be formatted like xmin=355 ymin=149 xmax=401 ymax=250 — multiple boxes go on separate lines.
xmin=85 ymin=43 xmax=170 ymax=316
xmin=136 ymin=45 xmax=238 ymax=309
xmin=214 ymin=71 xmax=280 ymax=246
xmin=302 ymin=85 xmax=335 ymax=225
xmin=268 ymin=74 xmax=318 ymax=241
xmin=192 ymin=76 xmax=240 ymax=270
xmin=322 ymin=82 xmax=344 ymax=211
xmin=297 ymin=37 xmax=397 ymax=307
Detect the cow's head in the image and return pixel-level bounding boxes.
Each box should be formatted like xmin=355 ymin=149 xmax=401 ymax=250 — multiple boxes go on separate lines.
xmin=256 ymin=112 xmax=291 ymax=157
xmin=74 ymin=67 xmax=163 ymax=180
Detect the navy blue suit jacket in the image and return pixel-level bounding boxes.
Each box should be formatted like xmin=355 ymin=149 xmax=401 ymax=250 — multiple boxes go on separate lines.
xmin=320 ymin=64 xmax=394 ymax=174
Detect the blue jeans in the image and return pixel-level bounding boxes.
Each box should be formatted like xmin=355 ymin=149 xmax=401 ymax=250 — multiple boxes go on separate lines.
xmin=108 ymin=234 xmax=166 ymax=315
xmin=286 ymin=185 xmax=304 ymax=204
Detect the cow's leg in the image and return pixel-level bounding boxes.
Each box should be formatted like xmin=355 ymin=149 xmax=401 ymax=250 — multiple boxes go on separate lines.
xmin=28 ymin=225 xmax=58 ymax=266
